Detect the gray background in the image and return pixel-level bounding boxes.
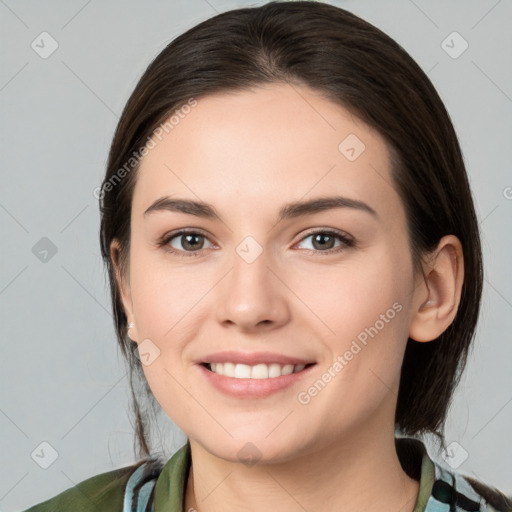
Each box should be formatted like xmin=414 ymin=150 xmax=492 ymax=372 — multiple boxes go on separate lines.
xmin=1 ymin=0 xmax=511 ymax=510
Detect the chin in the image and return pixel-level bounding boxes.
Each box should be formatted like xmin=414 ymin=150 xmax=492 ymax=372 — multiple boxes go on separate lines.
xmin=192 ymin=431 xmax=312 ymax=466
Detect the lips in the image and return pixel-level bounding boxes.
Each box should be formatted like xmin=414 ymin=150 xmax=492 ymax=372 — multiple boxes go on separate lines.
xmin=197 ymin=351 xmax=317 ymax=398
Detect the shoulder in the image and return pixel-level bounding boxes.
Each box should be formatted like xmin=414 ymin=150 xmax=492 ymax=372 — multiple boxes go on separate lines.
xmin=431 ymin=457 xmax=512 ymax=512
xmin=21 ymin=457 xmax=164 ymax=512
xmin=395 ymin=437 xmax=511 ymax=512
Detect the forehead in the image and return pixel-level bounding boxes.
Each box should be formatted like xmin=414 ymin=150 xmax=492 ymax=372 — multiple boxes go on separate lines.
xmin=133 ymin=82 xmax=402 ymax=223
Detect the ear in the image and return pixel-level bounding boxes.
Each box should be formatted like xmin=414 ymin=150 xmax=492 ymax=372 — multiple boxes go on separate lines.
xmin=110 ymin=239 xmax=139 ymax=342
xmin=409 ymin=235 xmax=464 ymax=342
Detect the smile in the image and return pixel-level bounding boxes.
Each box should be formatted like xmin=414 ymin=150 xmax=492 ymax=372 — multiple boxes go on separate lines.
xmin=204 ymin=362 xmax=312 ymax=379
xmin=199 ymin=359 xmax=317 ymax=398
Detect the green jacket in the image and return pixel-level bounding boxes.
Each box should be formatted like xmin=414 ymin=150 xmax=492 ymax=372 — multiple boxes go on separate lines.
xmin=22 ymin=437 xmax=511 ymax=512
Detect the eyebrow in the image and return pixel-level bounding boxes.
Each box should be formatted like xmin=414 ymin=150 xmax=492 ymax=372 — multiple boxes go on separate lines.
xmin=143 ymin=195 xmax=378 ymax=222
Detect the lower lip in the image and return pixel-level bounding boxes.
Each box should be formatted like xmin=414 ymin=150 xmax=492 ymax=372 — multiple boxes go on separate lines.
xmin=198 ymin=364 xmax=316 ymax=398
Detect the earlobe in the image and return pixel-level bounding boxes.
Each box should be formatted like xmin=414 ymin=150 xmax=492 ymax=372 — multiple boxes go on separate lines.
xmin=110 ymin=239 xmax=139 ymax=342
xmin=409 ymin=235 xmax=464 ymax=343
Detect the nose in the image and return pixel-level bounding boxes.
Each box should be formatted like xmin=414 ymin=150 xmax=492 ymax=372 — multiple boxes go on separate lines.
xmin=216 ymin=246 xmax=291 ymax=332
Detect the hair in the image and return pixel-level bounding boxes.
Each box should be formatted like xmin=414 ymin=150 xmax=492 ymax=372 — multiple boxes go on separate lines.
xmin=99 ymin=1 xmax=483 ymax=461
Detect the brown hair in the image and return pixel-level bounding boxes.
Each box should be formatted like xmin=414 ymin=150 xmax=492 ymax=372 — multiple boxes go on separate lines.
xmin=99 ymin=1 xmax=483 ymax=459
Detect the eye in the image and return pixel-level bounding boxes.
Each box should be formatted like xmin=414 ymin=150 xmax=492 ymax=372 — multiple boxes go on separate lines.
xmin=295 ymin=229 xmax=354 ymax=254
xmin=158 ymin=230 xmax=214 ymax=256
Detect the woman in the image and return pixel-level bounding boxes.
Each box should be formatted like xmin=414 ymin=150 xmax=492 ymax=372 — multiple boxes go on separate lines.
xmin=23 ymin=1 xmax=511 ymax=511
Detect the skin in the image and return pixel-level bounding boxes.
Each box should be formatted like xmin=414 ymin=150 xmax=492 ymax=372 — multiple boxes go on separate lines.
xmin=111 ymin=82 xmax=464 ymax=512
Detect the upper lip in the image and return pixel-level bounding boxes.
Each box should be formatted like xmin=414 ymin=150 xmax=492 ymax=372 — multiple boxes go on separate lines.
xmin=200 ymin=351 xmax=315 ymax=366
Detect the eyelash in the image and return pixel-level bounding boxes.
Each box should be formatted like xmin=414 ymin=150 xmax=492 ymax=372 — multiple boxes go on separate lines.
xmin=156 ymin=228 xmax=355 ymax=258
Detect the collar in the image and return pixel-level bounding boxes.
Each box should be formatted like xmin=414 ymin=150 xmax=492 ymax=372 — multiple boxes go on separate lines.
xmin=150 ymin=437 xmax=487 ymax=512
xmin=395 ymin=436 xmax=487 ymax=511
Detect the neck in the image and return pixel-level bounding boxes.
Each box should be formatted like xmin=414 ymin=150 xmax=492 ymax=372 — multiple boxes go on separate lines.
xmin=184 ymin=427 xmax=420 ymax=512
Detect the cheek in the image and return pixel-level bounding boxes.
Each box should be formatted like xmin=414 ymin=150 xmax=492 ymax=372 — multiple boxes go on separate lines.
xmin=298 ymin=250 xmax=413 ymax=395
xmin=129 ymin=243 xmax=212 ymax=339
xmin=296 ymin=251 xmax=411 ymax=340
xmin=126 ymin=248 xmax=210 ymax=402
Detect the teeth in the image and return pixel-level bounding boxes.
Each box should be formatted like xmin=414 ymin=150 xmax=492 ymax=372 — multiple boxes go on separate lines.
xmin=251 ymin=364 xmax=268 ymax=379
xmin=269 ymin=363 xmax=282 ymax=378
xmin=208 ymin=362 xmax=309 ymax=379
xmin=234 ymin=364 xmax=251 ymax=378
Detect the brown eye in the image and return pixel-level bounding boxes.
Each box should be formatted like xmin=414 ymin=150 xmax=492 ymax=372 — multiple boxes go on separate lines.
xmin=311 ymin=232 xmax=336 ymax=250
xmin=158 ymin=230 xmax=215 ymax=256
xmin=296 ymin=230 xmax=353 ymax=253
xmin=176 ymin=233 xmax=204 ymax=251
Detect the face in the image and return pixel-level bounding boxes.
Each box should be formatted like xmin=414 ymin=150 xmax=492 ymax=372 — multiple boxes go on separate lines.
xmin=115 ymin=82 xmax=422 ymax=463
